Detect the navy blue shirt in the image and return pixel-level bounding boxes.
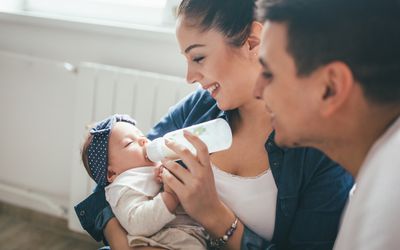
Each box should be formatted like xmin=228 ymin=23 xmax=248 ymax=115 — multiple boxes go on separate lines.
xmin=75 ymin=88 xmax=353 ymax=249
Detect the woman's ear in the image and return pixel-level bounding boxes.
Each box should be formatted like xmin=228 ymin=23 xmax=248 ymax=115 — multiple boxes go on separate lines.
xmin=246 ymin=21 xmax=263 ymax=53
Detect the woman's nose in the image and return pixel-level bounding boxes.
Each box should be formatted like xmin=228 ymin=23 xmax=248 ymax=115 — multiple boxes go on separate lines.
xmin=186 ymin=67 xmax=201 ymax=84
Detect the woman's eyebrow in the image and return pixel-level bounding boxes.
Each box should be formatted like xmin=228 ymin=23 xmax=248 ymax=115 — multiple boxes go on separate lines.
xmin=184 ymin=44 xmax=205 ymax=54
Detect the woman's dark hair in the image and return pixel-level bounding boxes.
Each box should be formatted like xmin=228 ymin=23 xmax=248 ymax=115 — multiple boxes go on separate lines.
xmin=177 ymin=0 xmax=257 ymax=47
xmin=257 ymin=0 xmax=400 ymax=105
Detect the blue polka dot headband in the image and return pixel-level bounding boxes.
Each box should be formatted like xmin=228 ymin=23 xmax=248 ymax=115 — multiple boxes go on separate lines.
xmin=87 ymin=114 xmax=136 ymax=186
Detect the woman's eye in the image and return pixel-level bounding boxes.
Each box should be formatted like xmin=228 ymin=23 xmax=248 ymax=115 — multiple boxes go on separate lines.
xmin=193 ymin=56 xmax=205 ymax=63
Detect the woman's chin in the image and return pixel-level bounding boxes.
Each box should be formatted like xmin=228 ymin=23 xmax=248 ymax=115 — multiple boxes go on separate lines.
xmin=215 ymin=100 xmax=235 ymax=111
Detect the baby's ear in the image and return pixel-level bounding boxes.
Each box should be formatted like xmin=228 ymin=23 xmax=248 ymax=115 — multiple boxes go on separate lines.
xmin=107 ymin=168 xmax=117 ymax=183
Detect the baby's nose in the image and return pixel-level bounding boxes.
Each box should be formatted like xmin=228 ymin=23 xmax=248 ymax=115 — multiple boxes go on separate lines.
xmin=138 ymin=137 xmax=148 ymax=146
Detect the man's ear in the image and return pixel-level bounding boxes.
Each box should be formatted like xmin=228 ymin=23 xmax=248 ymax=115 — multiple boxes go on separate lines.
xmin=107 ymin=167 xmax=117 ymax=183
xmin=246 ymin=21 xmax=263 ymax=54
xmin=320 ymin=62 xmax=355 ymax=117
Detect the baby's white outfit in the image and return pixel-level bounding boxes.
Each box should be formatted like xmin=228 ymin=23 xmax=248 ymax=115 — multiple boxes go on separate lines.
xmin=105 ymin=167 xmax=207 ymax=250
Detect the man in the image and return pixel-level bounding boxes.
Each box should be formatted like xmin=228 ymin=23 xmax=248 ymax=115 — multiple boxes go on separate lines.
xmin=254 ymin=0 xmax=400 ymax=249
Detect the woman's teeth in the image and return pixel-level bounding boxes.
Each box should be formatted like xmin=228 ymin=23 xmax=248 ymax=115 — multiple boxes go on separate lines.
xmin=207 ymin=83 xmax=220 ymax=94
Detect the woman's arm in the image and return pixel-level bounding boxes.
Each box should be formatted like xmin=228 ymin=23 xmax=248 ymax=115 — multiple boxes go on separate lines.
xmin=73 ymin=188 xmax=133 ymax=248
xmin=74 ymin=187 xmax=113 ymax=242
xmin=104 ymin=218 xmax=134 ymax=250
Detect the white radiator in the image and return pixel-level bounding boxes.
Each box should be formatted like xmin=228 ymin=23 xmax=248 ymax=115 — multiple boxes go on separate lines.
xmin=68 ymin=62 xmax=196 ymax=232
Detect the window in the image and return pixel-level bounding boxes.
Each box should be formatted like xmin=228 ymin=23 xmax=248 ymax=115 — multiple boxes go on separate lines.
xmin=0 ymin=0 xmax=180 ymax=27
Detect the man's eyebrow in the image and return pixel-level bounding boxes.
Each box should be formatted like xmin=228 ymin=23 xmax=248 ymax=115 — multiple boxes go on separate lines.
xmin=184 ymin=44 xmax=205 ymax=54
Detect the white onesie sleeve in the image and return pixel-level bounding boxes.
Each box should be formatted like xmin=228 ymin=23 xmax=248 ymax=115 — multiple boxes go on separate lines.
xmin=105 ymin=167 xmax=176 ymax=237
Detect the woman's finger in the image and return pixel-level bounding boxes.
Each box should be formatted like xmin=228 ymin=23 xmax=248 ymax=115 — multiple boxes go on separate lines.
xmin=182 ymin=130 xmax=211 ymax=167
xmin=161 ymin=167 xmax=185 ymax=197
xmin=164 ymin=138 xmax=203 ymax=175
xmin=162 ymin=159 xmax=191 ymax=184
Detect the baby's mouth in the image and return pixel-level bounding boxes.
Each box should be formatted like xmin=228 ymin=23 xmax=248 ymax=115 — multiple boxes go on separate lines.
xmin=143 ymin=147 xmax=157 ymax=165
xmin=143 ymin=147 xmax=150 ymax=161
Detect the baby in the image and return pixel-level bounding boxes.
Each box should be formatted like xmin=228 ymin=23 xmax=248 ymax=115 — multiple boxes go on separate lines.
xmin=81 ymin=114 xmax=207 ymax=249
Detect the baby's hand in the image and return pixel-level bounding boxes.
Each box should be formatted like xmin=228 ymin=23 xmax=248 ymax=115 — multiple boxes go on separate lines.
xmin=153 ymin=164 xmax=163 ymax=184
xmin=156 ymin=165 xmax=179 ymax=212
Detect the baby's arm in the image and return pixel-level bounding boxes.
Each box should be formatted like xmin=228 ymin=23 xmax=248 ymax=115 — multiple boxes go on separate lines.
xmin=155 ymin=164 xmax=179 ymax=212
xmin=106 ymin=186 xmax=176 ymax=237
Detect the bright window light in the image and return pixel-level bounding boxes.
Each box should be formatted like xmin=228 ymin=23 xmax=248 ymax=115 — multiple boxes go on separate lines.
xmin=0 ymin=0 xmax=180 ymax=27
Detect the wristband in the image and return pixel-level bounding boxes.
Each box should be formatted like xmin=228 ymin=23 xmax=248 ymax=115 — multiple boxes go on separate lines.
xmin=209 ymin=217 xmax=238 ymax=249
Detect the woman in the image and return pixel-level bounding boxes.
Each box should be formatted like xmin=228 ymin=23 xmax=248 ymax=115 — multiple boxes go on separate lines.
xmin=75 ymin=0 xmax=353 ymax=249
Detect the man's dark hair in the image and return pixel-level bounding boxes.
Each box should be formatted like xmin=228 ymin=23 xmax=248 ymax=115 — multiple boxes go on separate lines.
xmin=177 ymin=0 xmax=257 ymax=47
xmin=257 ymin=0 xmax=400 ymax=104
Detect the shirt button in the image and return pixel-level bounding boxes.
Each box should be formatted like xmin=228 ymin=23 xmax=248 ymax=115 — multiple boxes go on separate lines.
xmin=272 ymin=162 xmax=279 ymax=167
xmin=79 ymin=210 xmax=85 ymax=216
xmin=266 ymin=142 xmax=273 ymax=150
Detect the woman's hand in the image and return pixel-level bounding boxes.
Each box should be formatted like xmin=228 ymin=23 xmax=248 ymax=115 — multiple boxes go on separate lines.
xmin=161 ymin=130 xmax=243 ymax=249
xmin=161 ymin=131 xmax=230 ymax=230
xmin=161 ymin=170 xmax=180 ymax=213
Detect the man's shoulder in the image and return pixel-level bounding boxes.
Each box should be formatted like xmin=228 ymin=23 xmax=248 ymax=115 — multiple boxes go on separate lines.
xmin=336 ymin=128 xmax=400 ymax=249
xmin=360 ymin=116 xmax=400 ymax=182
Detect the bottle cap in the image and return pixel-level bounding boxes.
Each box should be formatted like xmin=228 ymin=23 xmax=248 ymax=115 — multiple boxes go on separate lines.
xmin=145 ymin=137 xmax=165 ymax=162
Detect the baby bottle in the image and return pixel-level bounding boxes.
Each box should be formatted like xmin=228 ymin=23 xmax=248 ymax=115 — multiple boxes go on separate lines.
xmin=145 ymin=118 xmax=232 ymax=162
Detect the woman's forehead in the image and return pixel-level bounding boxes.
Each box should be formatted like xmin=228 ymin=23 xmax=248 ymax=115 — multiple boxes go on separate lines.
xmin=177 ymin=22 xmax=226 ymax=51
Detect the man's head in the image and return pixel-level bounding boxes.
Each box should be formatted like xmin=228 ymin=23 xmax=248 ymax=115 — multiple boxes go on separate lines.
xmin=81 ymin=114 xmax=153 ymax=186
xmin=254 ymin=0 xmax=400 ymax=147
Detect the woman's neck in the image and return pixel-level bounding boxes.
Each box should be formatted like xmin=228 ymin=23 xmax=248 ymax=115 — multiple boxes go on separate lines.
xmin=232 ymin=99 xmax=272 ymax=136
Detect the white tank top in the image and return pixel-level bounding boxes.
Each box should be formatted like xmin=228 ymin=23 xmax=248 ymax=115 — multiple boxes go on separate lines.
xmin=212 ymin=165 xmax=277 ymax=240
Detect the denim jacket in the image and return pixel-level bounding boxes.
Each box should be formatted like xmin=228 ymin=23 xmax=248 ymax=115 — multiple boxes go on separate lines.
xmin=75 ymin=88 xmax=354 ymax=249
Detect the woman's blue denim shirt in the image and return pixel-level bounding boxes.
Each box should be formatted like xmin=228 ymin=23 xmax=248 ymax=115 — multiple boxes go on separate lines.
xmin=75 ymin=89 xmax=354 ymax=249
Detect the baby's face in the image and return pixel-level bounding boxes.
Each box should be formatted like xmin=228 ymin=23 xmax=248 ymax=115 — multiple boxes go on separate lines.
xmin=108 ymin=122 xmax=156 ymax=176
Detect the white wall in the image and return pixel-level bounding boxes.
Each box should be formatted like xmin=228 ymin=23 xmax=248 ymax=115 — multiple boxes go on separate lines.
xmin=0 ymin=51 xmax=76 ymax=217
xmin=0 ymin=12 xmax=186 ymax=76
xmin=0 ymin=12 xmax=186 ymax=222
